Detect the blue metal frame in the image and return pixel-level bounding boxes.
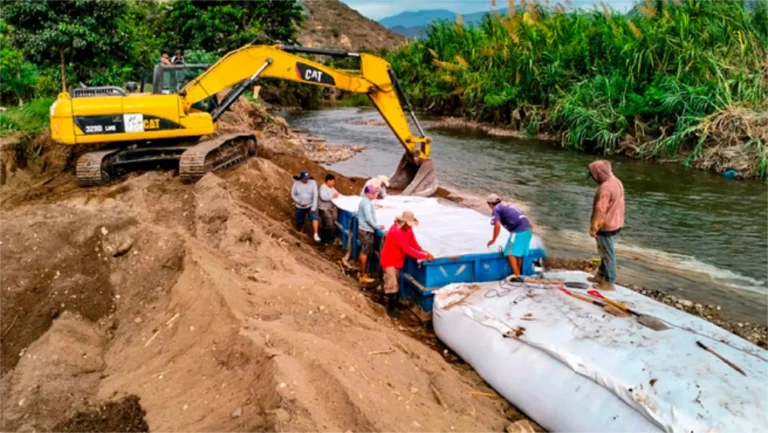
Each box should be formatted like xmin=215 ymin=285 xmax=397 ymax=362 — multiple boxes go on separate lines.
xmin=336 ymin=207 xmax=545 ymax=315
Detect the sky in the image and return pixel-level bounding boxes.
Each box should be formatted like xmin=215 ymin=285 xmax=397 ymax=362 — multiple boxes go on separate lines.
xmin=341 ymin=0 xmax=636 ymax=21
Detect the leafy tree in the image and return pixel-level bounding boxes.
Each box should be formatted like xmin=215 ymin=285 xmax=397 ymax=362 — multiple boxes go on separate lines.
xmin=161 ymin=0 xmax=304 ymax=54
xmin=3 ymin=0 xmax=135 ymax=91
xmin=0 ymin=19 xmax=37 ymax=105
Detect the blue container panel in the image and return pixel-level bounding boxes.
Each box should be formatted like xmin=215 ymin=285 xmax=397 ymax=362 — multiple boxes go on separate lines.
xmin=400 ymin=248 xmax=546 ymax=314
xmin=336 ymin=209 xmax=355 ymax=249
xmin=335 ymin=205 xmax=547 ymax=317
xmin=399 ymin=275 xmax=435 ymax=314
xmin=353 ymin=228 xmax=384 ymax=275
xmin=339 ymin=209 xmax=385 ymax=275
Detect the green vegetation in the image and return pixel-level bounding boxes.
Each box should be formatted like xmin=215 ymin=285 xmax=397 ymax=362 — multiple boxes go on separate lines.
xmin=388 ymin=0 xmax=768 ymax=177
xmin=162 ymin=0 xmax=303 ymax=54
xmin=0 ymin=20 xmax=37 ymax=106
xmin=0 ymin=0 xmax=369 ymax=134
xmin=0 ymin=0 xmax=305 ymax=119
xmin=334 ymin=93 xmax=373 ymax=107
xmin=0 ymin=98 xmax=56 ymax=135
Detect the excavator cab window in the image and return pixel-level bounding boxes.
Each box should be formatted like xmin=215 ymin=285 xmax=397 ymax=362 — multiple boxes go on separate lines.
xmin=149 ymin=64 xmax=218 ymax=113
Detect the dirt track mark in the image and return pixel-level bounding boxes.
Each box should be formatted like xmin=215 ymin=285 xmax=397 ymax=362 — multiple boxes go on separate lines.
xmin=53 ymin=395 xmax=149 ymax=433
xmin=0 ymin=216 xmax=125 ymax=374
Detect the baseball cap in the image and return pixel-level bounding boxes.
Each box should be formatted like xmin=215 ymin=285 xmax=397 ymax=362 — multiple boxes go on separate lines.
xmin=486 ymin=193 xmax=501 ymax=204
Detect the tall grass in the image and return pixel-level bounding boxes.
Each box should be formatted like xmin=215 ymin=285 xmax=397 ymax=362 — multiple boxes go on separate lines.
xmin=388 ymin=0 xmax=768 ymax=177
xmin=0 ymin=97 xmax=55 ymax=135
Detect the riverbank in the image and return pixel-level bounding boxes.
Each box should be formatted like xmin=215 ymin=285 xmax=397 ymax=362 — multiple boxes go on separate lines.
xmin=424 ymin=112 xmax=768 ymax=179
xmin=426 ymin=117 xmax=559 ymax=142
xmin=387 ymin=1 xmax=767 ymax=179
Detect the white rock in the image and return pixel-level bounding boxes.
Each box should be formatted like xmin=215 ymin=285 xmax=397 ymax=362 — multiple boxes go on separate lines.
xmin=231 ymin=407 xmax=243 ymax=418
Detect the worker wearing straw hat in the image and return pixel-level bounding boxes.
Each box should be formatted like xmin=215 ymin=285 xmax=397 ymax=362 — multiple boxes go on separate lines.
xmin=380 ymin=211 xmax=434 ymax=318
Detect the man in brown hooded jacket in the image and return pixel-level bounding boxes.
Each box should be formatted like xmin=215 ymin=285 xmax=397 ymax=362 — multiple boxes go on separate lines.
xmin=587 ymin=160 xmax=624 ymax=290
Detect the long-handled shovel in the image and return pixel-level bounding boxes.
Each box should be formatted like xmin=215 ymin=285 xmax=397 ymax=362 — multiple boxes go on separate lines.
xmin=558 ymin=287 xmax=629 ymax=317
xmin=586 ymin=289 xmax=670 ymax=331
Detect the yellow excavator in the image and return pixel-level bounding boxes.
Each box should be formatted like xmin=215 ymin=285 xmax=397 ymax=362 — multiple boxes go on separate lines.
xmin=49 ymin=44 xmax=438 ymax=196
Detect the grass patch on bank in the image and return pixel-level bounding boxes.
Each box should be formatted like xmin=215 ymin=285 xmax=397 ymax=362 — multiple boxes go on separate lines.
xmin=333 ymin=93 xmax=372 ymax=107
xmin=0 ymin=97 xmax=55 ymax=135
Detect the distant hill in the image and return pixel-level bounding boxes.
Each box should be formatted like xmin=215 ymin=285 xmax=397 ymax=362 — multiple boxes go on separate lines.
xmin=297 ymin=0 xmax=404 ymax=51
xmin=389 ymin=25 xmax=427 ymax=39
xmin=378 ymin=9 xmax=456 ymax=29
xmin=381 ymin=9 xmax=498 ymax=38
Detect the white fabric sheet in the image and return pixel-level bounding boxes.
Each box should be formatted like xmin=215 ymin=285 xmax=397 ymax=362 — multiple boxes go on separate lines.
xmin=333 ymin=195 xmax=543 ymax=258
xmin=433 ymin=270 xmax=768 ymax=433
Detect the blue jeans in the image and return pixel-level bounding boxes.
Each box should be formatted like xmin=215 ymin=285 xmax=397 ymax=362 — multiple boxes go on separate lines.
xmin=295 ymin=207 xmax=318 ymax=229
xmin=596 ymin=233 xmax=617 ymax=283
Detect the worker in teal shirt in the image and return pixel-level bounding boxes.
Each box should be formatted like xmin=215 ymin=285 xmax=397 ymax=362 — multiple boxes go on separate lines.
xmin=357 ymin=185 xmax=384 ymax=284
xmin=485 ymin=194 xmax=533 ymax=282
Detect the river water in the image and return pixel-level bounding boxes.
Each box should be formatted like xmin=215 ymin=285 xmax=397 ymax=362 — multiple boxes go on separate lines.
xmin=282 ymin=108 xmax=768 ymax=324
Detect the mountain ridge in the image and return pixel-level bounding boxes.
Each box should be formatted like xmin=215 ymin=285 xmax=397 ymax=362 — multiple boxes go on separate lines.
xmin=380 ymin=8 xmax=498 ymax=38
xmin=297 ymin=0 xmax=404 ymax=50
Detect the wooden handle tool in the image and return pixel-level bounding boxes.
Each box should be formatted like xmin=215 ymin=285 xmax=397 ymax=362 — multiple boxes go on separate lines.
xmin=697 ymin=341 xmax=746 ymax=376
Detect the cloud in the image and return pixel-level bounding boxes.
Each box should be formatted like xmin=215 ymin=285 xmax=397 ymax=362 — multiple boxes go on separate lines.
xmin=341 ymin=0 xmax=635 ymax=21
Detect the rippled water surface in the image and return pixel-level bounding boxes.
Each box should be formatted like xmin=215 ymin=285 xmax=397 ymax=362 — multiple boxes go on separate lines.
xmin=282 ymin=108 xmax=768 ymax=323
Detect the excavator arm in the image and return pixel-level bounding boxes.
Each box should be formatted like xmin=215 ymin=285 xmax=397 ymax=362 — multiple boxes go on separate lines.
xmin=180 ymin=44 xmax=437 ymax=196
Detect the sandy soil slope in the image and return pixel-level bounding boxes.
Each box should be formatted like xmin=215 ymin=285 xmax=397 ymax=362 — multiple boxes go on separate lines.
xmin=0 ymin=101 xmax=525 ymax=432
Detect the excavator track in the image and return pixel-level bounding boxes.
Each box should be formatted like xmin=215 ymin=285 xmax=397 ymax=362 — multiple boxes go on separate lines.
xmin=76 ymin=148 xmax=122 ymax=187
xmin=179 ymin=133 xmax=257 ymax=183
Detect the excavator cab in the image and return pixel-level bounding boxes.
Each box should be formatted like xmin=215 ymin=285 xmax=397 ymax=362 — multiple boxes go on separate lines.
xmin=149 ymin=64 xmax=209 ymax=95
xmin=140 ymin=64 xmax=219 ymax=112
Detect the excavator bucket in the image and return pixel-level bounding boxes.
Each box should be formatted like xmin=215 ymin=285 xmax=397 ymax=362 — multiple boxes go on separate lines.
xmin=389 ymin=153 xmax=439 ymax=197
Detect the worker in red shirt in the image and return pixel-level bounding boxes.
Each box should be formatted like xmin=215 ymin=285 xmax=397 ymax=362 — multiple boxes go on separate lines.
xmin=380 ymin=211 xmax=434 ymax=318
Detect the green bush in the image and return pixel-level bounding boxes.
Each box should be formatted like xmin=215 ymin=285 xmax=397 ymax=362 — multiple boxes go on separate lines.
xmin=388 ymin=0 xmax=768 ymax=162
xmin=0 ymin=97 xmax=55 ymax=134
xmin=184 ymin=50 xmax=219 ymax=65
xmin=335 ymin=93 xmax=372 ymax=107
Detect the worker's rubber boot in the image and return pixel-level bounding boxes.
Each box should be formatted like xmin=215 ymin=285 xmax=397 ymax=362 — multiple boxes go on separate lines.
xmin=593 ymin=280 xmax=616 ymax=291
xmin=587 ymin=275 xmax=603 ymax=283
xmin=386 ymin=294 xmax=399 ymax=319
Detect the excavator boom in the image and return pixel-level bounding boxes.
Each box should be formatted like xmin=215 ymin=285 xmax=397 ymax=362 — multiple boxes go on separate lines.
xmin=49 ymin=44 xmax=438 ymax=195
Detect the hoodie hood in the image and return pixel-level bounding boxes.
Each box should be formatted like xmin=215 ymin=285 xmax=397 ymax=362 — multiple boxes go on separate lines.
xmin=588 ymin=160 xmax=613 ymax=184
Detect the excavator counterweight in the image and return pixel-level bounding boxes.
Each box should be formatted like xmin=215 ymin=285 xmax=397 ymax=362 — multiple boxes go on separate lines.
xmin=49 ymin=44 xmax=438 ymax=194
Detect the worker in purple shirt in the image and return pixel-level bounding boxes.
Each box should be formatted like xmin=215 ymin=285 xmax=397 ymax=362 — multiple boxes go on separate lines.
xmin=485 ymin=194 xmax=533 ymax=282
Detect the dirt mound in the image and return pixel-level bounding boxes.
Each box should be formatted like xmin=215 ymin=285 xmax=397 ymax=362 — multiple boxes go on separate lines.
xmin=0 ymin=152 xmax=521 ymax=431
xmin=53 ymin=395 xmax=149 ymax=433
xmin=0 ymin=93 xmax=524 ymax=431
xmin=298 ymin=0 xmax=404 ymax=51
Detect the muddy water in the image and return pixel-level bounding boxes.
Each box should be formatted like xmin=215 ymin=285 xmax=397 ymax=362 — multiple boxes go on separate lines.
xmin=282 ymin=108 xmax=768 ymax=325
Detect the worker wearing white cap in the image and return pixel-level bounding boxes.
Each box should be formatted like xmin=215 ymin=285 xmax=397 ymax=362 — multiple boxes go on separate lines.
xmin=360 ymin=175 xmax=389 ymax=199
